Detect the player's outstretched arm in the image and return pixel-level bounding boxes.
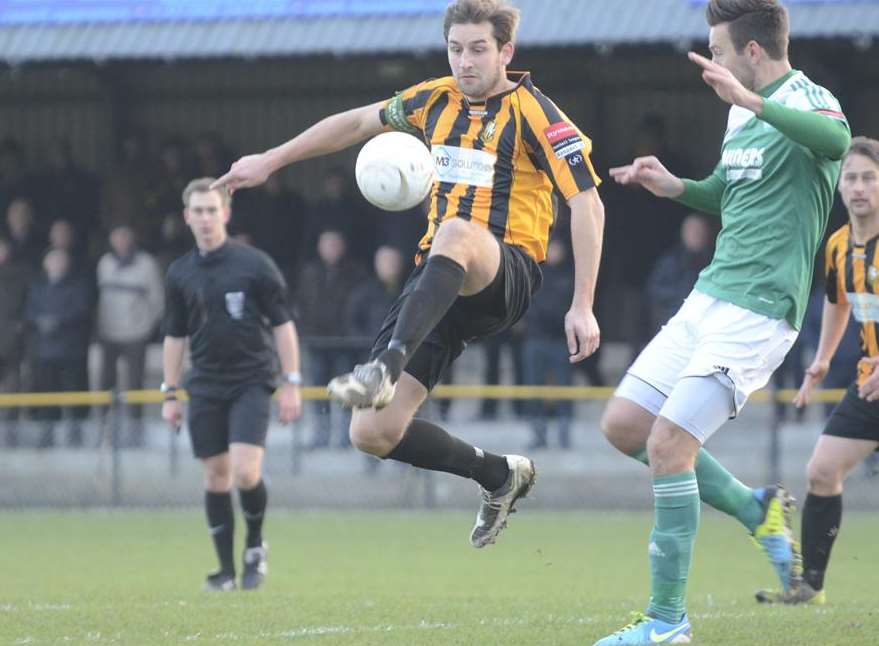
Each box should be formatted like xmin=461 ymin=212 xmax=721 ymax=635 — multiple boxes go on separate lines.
xmin=794 ymin=298 xmax=852 ymax=407
xmin=608 ymin=156 xmax=685 ymax=199
xmin=212 ymin=100 xmax=387 ymax=192
xmin=273 ymin=321 xmax=303 ymax=424
xmin=566 ymin=188 xmax=604 ymax=363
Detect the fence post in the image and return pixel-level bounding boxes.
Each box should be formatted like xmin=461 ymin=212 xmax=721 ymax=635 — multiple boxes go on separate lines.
xmin=110 ymin=387 xmax=123 ymax=506
xmin=768 ymin=387 xmax=783 ymax=484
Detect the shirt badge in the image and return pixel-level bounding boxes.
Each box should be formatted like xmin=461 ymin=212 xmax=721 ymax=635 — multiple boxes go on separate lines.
xmin=225 ymin=292 xmax=245 ymax=320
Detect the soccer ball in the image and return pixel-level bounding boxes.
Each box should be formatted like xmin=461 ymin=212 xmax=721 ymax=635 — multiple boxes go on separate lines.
xmin=355 ymin=132 xmax=436 ymax=211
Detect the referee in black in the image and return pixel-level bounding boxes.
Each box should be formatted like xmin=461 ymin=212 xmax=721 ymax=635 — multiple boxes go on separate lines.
xmin=161 ymin=178 xmax=302 ymax=592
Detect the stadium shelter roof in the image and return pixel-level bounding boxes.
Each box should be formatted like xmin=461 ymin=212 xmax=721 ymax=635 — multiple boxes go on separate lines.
xmin=1 ymin=0 xmax=877 ymax=64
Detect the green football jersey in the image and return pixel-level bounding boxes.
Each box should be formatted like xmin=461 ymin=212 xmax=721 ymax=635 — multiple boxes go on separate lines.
xmin=693 ymin=70 xmax=848 ymax=329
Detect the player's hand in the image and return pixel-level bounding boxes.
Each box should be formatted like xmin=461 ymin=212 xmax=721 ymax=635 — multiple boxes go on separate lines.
xmin=857 ymin=356 xmax=879 ymax=401
xmin=608 ymin=156 xmax=684 ymax=198
xmin=565 ymin=305 xmax=600 ymax=363
xmin=688 ymin=52 xmax=763 ymax=112
xmin=162 ymin=398 xmax=183 ymax=432
xmin=211 ymin=153 xmax=274 ymax=193
xmin=793 ymin=359 xmax=830 ymax=408
xmin=278 ymin=383 xmax=302 ymax=424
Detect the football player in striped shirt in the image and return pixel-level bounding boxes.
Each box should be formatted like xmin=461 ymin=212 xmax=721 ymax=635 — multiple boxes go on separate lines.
xmin=213 ymin=0 xmax=605 ymax=549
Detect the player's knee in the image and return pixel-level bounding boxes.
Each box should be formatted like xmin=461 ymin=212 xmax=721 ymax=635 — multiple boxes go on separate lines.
xmin=204 ymin=467 xmax=232 ymax=492
xmin=233 ymin=466 xmax=261 ymax=490
xmin=349 ymin=416 xmax=404 ymax=457
xmin=646 ymin=422 xmax=696 ymax=474
xmin=806 ymin=456 xmax=843 ymax=495
xmin=600 ymin=401 xmax=644 ymax=455
xmin=430 ymin=219 xmax=473 ymax=257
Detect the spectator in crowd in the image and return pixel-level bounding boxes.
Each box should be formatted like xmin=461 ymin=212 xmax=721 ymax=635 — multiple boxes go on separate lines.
xmin=0 ymin=237 xmax=31 ymax=447
xmin=0 ymin=138 xmax=35 ymax=216
xmin=522 ymin=239 xmax=576 ymax=449
xmin=25 ymin=248 xmax=93 ymax=448
xmin=603 ymin=114 xmax=690 ymax=358
xmin=36 ymin=138 xmax=100 ymax=246
xmin=100 ymin=130 xmax=154 ymax=246
xmin=147 ymin=137 xmax=194 ymax=251
xmin=295 ymin=229 xmax=362 ymax=449
xmin=96 ymin=225 xmax=164 ymax=447
xmin=47 ymin=219 xmax=89 ymax=274
xmin=646 ymin=212 xmax=715 ymax=334
xmin=193 ymin=132 xmax=233 ymax=179
xmin=477 ymin=327 xmax=525 ymax=420
xmin=347 ymin=245 xmax=406 ymax=346
xmin=307 ymin=167 xmax=375 ymax=266
xmin=5 ymin=198 xmax=43 ymax=271
xmin=232 ymin=173 xmax=307 ymax=277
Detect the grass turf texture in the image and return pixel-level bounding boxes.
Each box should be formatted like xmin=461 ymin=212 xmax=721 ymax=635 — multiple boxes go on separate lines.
xmin=2 ymin=511 xmax=876 ymax=645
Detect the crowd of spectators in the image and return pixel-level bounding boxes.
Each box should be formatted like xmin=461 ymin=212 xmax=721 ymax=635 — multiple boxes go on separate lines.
xmin=0 ymin=127 xmax=860 ymax=452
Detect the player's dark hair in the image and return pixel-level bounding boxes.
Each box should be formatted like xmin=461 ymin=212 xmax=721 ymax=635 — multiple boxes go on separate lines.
xmin=705 ymin=0 xmax=789 ymax=60
xmin=181 ymin=177 xmax=231 ymax=208
xmin=443 ymin=0 xmax=520 ymax=49
xmin=845 ymin=136 xmax=879 ymax=168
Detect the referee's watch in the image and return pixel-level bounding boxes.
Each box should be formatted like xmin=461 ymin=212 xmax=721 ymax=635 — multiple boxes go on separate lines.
xmin=283 ymin=371 xmax=303 ymax=386
xmin=160 ymin=382 xmax=178 ymax=399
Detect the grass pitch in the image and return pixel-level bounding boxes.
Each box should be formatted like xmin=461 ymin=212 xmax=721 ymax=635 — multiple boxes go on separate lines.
xmin=2 ymin=510 xmax=876 ymax=645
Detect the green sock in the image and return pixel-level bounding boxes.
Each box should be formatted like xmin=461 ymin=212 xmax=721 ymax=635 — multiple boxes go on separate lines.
xmin=693 ymin=450 xmax=762 ymax=532
xmin=646 ymin=471 xmax=699 ymax=624
xmin=631 ymin=448 xmax=761 ymax=532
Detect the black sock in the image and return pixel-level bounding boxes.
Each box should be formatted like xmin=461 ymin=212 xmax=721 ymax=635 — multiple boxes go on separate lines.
xmin=377 ymin=254 xmax=465 ymax=382
xmin=385 ymin=418 xmax=510 ymax=490
xmin=802 ymin=493 xmax=842 ymax=591
xmin=205 ymin=491 xmax=236 ymax=575
xmin=239 ymin=480 xmax=268 ymax=549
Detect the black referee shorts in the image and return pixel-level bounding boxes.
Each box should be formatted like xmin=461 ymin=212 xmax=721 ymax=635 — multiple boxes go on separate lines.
xmin=823 ymin=381 xmax=879 ymax=449
xmin=187 ymin=384 xmax=273 ymax=459
xmin=370 ymin=240 xmax=542 ymax=391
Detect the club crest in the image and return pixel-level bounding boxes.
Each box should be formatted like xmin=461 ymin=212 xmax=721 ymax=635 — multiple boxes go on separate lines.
xmin=225 ymin=291 xmax=245 ymax=320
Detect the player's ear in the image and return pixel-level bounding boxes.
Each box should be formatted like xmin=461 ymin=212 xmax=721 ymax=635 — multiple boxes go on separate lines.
xmin=500 ymin=40 xmax=514 ymax=66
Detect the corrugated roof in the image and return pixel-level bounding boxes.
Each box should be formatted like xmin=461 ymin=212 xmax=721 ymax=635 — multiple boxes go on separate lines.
xmin=1 ymin=0 xmax=877 ymax=63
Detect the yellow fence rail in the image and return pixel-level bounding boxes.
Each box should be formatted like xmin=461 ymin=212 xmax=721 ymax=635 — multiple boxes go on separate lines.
xmin=0 ymin=385 xmax=848 ymax=408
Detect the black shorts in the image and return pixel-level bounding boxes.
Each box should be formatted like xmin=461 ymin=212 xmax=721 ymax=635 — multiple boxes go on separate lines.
xmin=187 ymin=383 xmax=273 ymax=459
xmin=823 ymin=381 xmax=879 ymax=448
xmin=371 ymin=241 xmax=542 ymax=391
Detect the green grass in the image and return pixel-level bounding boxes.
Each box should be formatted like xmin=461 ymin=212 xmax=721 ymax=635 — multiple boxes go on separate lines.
xmin=1 ymin=510 xmax=876 ymax=645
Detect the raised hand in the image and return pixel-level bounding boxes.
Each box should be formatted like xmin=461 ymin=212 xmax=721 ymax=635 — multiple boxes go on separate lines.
xmin=688 ymin=52 xmax=763 ymax=112
xmin=608 ymin=156 xmax=684 ymax=198
xmin=211 ymin=153 xmax=275 ymax=193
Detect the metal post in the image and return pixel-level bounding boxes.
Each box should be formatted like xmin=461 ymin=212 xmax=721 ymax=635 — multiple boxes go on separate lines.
xmin=291 ymin=418 xmax=303 ymax=475
xmin=110 ymin=387 xmax=123 ymax=506
xmin=768 ymin=387 xmax=783 ymax=484
xmin=169 ymin=419 xmax=180 ymax=477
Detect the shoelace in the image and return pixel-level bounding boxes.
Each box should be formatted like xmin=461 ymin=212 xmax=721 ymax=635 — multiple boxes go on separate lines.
xmin=480 ymin=488 xmax=505 ymax=512
xmin=612 ymin=611 xmax=648 ymax=635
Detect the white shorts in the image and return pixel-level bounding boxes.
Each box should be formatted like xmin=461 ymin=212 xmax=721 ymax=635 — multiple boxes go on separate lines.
xmin=618 ymin=290 xmax=797 ymax=439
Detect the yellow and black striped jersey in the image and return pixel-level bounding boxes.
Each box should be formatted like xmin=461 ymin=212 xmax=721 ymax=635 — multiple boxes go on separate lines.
xmin=379 ymin=71 xmax=600 ymax=263
xmin=825 ymin=224 xmax=879 ymax=383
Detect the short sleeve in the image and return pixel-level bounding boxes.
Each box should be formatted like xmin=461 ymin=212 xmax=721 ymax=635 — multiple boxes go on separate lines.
xmin=519 ymin=90 xmax=601 ymax=200
xmin=163 ymin=269 xmax=188 ymax=337
xmin=379 ymin=79 xmax=440 ymax=136
xmin=824 ymin=234 xmax=846 ymax=305
xmin=254 ymin=253 xmax=291 ymax=327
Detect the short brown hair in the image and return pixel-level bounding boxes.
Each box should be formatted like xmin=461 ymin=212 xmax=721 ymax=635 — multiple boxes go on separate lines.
xmin=706 ymin=0 xmax=789 ymax=60
xmin=181 ymin=177 xmax=231 ymax=208
xmin=844 ymin=136 xmax=879 ymax=167
xmin=443 ymin=0 xmax=520 ymax=49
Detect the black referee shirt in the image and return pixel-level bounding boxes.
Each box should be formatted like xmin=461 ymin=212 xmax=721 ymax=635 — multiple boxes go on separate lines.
xmin=164 ymin=240 xmax=291 ymax=397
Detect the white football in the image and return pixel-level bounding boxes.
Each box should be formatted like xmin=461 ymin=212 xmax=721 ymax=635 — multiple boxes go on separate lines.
xmin=355 ymin=132 xmax=436 ymax=211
